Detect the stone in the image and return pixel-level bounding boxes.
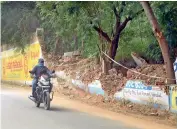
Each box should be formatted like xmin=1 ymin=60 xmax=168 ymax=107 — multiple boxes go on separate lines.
xmin=127 ymin=70 xmax=133 ymax=79
xmin=108 ymin=68 xmax=117 ymax=75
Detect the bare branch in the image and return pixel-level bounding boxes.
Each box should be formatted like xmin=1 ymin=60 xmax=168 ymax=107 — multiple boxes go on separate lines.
xmin=119 ymin=17 xmax=132 ymax=32
xmin=93 ymin=25 xmax=112 ymax=43
xmin=113 ymin=2 xmax=126 ymax=39
xmin=118 ymin=9 xmax=144 ymax=33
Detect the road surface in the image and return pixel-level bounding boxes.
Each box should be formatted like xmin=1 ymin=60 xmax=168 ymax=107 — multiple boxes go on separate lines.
xmin=1 ymin=88 xmax=138 ymax=129
xmin=1 ymin=86 xmax=176 ymax=129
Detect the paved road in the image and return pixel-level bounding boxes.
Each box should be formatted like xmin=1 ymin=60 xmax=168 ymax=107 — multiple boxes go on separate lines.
xmin=1 ymin=89 xmax=139 ymax=129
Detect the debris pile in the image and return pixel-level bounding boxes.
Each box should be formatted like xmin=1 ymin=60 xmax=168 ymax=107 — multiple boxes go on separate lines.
xmin=49 ymin=52 xmax=167 ymax=96
xmin=100 ymin=73 xmax=127 ymax=96
xmin=80 ymin=65 xmax=102 ymax=84
xmin=127 ymin=64 xmax=166 ymax=85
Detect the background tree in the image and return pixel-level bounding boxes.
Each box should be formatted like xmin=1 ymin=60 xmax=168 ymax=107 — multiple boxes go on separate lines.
xmin=141 ymin=1 xmax=175 ymax=84
xmin=1 ymin=2 xmax=39 ymax=52
xmin=2 ymin=1 xmax=177 ymax=77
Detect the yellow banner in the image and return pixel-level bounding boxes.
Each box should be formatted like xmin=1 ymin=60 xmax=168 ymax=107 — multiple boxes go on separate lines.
xmin=171 ymin=86 xmax=177 ymax=111
xmin=1 ymin=42 xmax=42 ymax=81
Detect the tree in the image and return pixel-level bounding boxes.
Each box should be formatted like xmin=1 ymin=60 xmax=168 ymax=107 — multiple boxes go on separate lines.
xmin=140 ymin=1 xmax=175 ymax=84
xmin=154 ymin=2 xmax=177 ymax=60
xmin=1 ymin=2 xmax=39 ymax=51
xmin=91 ymin=2 xmax=144 ymax=69
xmin=63 ymin=2 xmax=145 ymax=71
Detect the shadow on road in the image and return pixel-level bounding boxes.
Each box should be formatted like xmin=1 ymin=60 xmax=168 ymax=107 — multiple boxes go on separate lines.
xmin=50 ymin=107 xmax=74 ymax=112
xmin=37 ymin=106 xmax=74 ymax=112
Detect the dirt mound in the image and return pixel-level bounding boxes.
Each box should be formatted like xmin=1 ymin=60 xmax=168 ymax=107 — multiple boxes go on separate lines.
xmin=127 ymin=64 xmax=166 ymax=85
xmin=56 ymin=57 xmax=96 ymax=79
xmin=100 ymin=73 xmax=127 ymax=96
xmin=80 ymin=64 xmax=167 ymax=96
xmin=80 ymin=67 xmax=127 ymax=96
xmin=52 ymin=55 xmax=167 ymax=96
xmin=80 ymin=65 xmax=102 ymax=84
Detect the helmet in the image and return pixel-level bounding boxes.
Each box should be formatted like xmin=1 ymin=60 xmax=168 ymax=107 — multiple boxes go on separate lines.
xmin=38 ymin=58 xmax=44 ymax=64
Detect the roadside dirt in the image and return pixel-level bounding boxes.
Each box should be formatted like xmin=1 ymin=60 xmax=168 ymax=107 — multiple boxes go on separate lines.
xmin=54 ymin=57 xmax=168 ymax=96
xmin=2 ymin=83 xmax=177 ymax=129
xmin=54 ymin=84 xmax=177 ymax=127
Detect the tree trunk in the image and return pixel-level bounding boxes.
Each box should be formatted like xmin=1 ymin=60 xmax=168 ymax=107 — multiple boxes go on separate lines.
xmin=92 ymin=6 xmax=143 ymax=73
xmin=102 ymin=58 xmax=108 ymax=74
xmin=108 ymin=36 xmax=120 ymax=68
xmin=141 ymin=2 xmax=175 ymax=84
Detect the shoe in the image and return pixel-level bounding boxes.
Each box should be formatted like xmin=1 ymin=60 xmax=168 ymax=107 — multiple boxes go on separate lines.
xmin=28 ymin=95 xmax=36 ymax=102
xmin=30 ymin=95 xmax=34 ymax=98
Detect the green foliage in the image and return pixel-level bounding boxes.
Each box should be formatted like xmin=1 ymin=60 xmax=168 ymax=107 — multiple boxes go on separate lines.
xmin=154 ymin=2 xmax=177 ymax=60
xmin=1 ymin=2 xmax=39 ymax=51
xmin=2 ymin=1 xmax=177 ymax=63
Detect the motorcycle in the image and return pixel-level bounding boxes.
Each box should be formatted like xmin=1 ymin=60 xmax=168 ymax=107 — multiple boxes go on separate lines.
xmin=28 ymin=70 xmax=55 ymax=110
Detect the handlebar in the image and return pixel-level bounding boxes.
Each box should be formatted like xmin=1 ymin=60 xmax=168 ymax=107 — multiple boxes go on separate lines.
xmin=29 ymin=70 xmax=56 ymax=78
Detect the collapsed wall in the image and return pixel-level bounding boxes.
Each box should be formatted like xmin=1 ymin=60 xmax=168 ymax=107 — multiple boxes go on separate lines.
xmin=50 ymin=54 xmax=173 ymax=110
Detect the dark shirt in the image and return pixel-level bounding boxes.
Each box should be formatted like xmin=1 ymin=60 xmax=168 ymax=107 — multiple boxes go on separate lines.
xmin=31 ymin=65 xmax=50 ymax=78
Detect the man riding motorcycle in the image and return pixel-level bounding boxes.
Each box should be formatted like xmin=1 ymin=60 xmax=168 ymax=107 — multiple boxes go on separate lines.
xmin=29 ymin=58 xmax=53 ymax=98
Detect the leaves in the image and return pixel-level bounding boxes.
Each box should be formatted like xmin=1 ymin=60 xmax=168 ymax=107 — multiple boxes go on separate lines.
xmin=2 ymin=1 xmax=177 ymax=62
xmin=1 ymin=2 xmax=39 ymax=51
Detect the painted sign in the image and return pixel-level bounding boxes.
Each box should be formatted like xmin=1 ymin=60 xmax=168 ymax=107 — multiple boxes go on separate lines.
xmin=114 ymin=80 xmax=169 ymax=109
xmin=1 ymin=42 xmax=42 ymax=81
xmin=72 ymin=79 xmax=86 ymax=90
xmin=170 ymin=85 xmax=177 ymax=112
xmin=88 ymin=80 xmax=104 ymax=95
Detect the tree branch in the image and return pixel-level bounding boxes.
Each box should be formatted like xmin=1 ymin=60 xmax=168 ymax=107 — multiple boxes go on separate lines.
xmin=113 ymin=6 xmax=119 ymax=18
xmin=119 ymin=1 xmax=126 ymax=18
xmin=93 ymin=25 xmax=112 ymax=43
xmin=131 ymin=9 xmax=144 ymax=19
xmin=118 ymin=9 xmax=144 ymax=33
xmin=119 ymin=17 xmax=132 ymax=32
xmin=113 ymin=7 xmax=120 ymax=37
xmin=113 ymin=2 xmax=126 ymax=39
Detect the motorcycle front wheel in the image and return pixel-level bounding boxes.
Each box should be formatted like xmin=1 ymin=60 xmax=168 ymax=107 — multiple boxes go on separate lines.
xmin=44 ymin=92 xmax=50 ymax=110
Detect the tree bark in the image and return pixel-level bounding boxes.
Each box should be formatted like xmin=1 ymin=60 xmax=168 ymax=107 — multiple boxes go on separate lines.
xmin=108 ymin=35 xmax=120 ymax=67
xmin=140 ymin=1 xmax=175 ymax=84
xmin=93 ymin=25 xmax=112 ymax=43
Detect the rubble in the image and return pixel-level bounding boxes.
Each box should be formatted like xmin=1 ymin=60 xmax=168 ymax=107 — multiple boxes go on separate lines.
xmin=49 ymin=53 xmax=176 ymax=127
xmin=50 ymin=53 xmax=167 ymax=96
xmin=131 ymin=52 xmax=147 ymax=67
xmin=127 ymin=64 xmax=166 ymax=85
